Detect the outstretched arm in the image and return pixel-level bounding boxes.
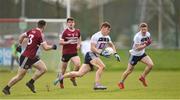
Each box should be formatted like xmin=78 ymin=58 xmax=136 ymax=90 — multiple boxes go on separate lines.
xmin=41 ymin=42 xmax=57 ymax=51
xmin=19 ymin=33 xmax=28 ymax=44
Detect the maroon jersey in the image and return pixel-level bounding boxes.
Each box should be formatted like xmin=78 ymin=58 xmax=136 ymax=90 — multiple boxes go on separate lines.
xmin=60 ymin=28 xmax=81 ymax=55
xmin=22 ymin=28 xmax=44 ymax=58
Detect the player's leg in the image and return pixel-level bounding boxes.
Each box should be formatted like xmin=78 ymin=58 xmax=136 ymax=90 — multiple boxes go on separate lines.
xmin=26 ymin=59 xmax=47 ymax=93
xmin=58 ymin=61 xmax=68 ymax=88
xmin=139 ymin=55 xmax=154 ymax=87
xmin=118 ymin=63 xmax=134 ymax=89
xmin=2 ymin=67 xmax=27 ymax=95
xmin=118 ymin=55 xmax=138 ymax=89
xmin=60 ymin=64 xmax=91 ymax=80
xmin=71 ymin=56 xmax=81 ymax=71
xmin=70 ymin=56 xmax=81 ymax=86
xmin=90 ymin=58 xmax=107 ymax=90
xmin=53 ymin=59 xmax=68 ymax=88
xmin=31 ymin=60 xmax=47 ymax=81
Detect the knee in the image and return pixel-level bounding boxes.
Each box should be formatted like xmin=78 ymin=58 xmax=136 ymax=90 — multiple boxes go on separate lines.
xmin=99 ymin=65 xmax=105 ymax=70
xmin=77 ymin=72 xmax=84 ymax=77
xmin=16 ymin=74 xmax=24 ymax=80
xmin=148 ymin=63 xmax=154 ymax=69
xmin=41 ymin=67 xmax=47 ymax=74
xmin=75 ymin=63 xmax=81 ymax=68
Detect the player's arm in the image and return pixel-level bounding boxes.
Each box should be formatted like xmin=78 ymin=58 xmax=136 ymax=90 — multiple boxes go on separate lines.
xmin=108 ymin=42 xmax=116 ymax=54
xmin=41 ymin=42 xmax=57 ymax=51
xmin=19 ymin=32 xmax=28 ymax=44
xmin=59 ymin=38 xmax=74 ymax=45
xmin=77 ymin=36 xmax=81 ymax=49
xmin=108 ymin=42 xmax=121 ymax=62
xmin=91 ymin=43 xmax=102 ymax=54
xmin=16 ymin=32 xmax=28 ymax=53
xmin=41 ymin=34 xmax=57 ymax=51
xmin=135 ymin=43 xmax=147 ymax=51
xmin=135 ymin=37 xmax=152 ymax=51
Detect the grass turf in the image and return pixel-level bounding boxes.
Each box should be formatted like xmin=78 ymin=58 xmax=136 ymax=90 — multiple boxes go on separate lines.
xmin=0 ymin=71 xmax=180 ymax=99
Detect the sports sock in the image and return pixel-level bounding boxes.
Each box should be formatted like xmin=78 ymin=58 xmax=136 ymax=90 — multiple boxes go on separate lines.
xmin=120 ymin=80 xmax=124 ymax=83
xmin=95 ymin=83 xmax=100 ymax=86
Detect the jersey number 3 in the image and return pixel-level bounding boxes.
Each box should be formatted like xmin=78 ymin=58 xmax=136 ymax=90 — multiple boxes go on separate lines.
xmin=28 ymin=34 xmax=34 ymax=45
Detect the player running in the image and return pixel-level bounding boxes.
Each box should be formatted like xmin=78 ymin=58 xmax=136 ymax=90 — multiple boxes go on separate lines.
xmin=54 ymin=17 xmax=81 ymax=88
xmin=54 ymin=22 xmax=121 ymax=90
xmin=2 ymin=20 xmax=57 ymax=95
xmin=118 ymin=23 xmax=154 ymax=89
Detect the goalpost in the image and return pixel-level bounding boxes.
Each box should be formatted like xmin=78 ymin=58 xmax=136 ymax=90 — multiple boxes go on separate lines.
xmin=0 ymin=0 xmax=71 ymax=70
xmin=0 ymin=18 xmax=67 ymax=71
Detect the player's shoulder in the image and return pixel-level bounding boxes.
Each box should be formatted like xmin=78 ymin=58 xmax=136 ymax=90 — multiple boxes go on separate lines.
xmin=146 ymin=32 xmax=151 ymax=36
xmin=91 ymin=32 xmax=100 ymax=40
xmin=93 ymin=31 xmax=101 ymax=36
xmin=76 ymin=29 xmax=80 ymax=32
xmin=133 ymin=31 xmax=141 ymax=40
xmin=134 ymin=31 xmax=140 ymax=37
xmin=62 ymin=28 xmax=69 ymax=33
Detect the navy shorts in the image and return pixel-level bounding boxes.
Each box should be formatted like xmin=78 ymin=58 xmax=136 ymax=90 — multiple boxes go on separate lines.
xmin=129 ymin=53 xmax=147 ymax=66
xmin=84 ymin=52 xmax=98 ymax=71
xmin=61 ymin=53 xmax=78 ymax=62
xmin=19 ymin=55 xmax=40 ymax=69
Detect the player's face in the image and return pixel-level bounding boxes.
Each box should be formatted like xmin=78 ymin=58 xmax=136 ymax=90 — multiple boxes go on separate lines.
xmin=67 ymin=20 xmax=75 ymax=29
xmin=140 ymin=27 xmax=148 ymax=35
xmin=102 ymin=27 xmax=111 ymax=36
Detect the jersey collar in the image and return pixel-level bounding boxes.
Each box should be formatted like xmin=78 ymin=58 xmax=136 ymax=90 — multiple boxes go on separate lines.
xmin=67 ymin=28 xmax=75 ymax=32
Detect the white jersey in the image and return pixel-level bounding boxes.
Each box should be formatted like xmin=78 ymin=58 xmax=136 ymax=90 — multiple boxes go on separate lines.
xmin=129 ymin=31 xmax=151 ymax=56
xmin=83 ymin=31 xmax=112 ymax=55
xmin=81 ymin=39 xmax=91 ymax=56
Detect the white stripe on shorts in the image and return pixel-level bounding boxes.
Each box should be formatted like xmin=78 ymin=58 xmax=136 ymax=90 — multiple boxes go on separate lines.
xmin=20 ymin=57 xmax=28 ymax=68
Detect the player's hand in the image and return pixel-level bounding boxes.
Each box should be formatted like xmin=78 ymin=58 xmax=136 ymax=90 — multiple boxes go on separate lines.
xmin=100 ymin=50 xmax=111 ymax=58
xmin=16 ymin=45 xmax=22 ymax=53
xmin=114 ymin=53 xmax=121 ymax=62
xmin=145 ymin=38 xmax=152 ymax=46
xmin=77 ymin=44 xmax=81 ymax=50
xmin=52 ymin=44 xmax=57 ymax=50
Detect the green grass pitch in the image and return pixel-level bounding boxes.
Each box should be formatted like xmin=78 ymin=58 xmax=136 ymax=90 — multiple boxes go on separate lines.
xmin=0 ymin=49 xmax=180 ymax=99
xmin=0 ymin=71 xmax=180 ymax=99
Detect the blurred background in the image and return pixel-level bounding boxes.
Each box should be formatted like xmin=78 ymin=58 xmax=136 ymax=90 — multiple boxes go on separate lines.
xmin=0 ymin=0 xmax=180 ymax=71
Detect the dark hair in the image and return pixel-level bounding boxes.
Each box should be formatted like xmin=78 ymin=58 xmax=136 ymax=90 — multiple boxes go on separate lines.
xmin=139 ymin=23 xmax=148 ymax=28
xmin=67 ymin=17 xmax=74 ymax=22
xmin=37 ymin=20 xmax=46 ymax=28
xmin=101 ymin=22 xmax=111 ymax=29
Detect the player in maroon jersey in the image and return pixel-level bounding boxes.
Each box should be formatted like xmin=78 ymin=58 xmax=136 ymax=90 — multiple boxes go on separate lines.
xmin=54 ymin=17 xmax=81 ymax=88
xmin=2 ymin=20 xmax=57 ymax=95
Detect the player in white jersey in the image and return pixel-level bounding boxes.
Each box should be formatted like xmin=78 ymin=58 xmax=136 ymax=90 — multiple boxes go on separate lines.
xmin=54 ymin=22 xmax=120 ymax=90
xmin=118 ymin=23 xmax=154 ymax=89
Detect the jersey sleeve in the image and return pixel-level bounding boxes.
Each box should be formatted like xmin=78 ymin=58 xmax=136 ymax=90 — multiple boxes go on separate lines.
xmin=60 ymin=30 xmax=66 ymax=39
xmin=147 ymin=32 xmax=151 ymax=38
xmin=108 ymin=36 xmax=112 ymax=43
xmin=90 ymin=34 xmax=97 ymax=44
xmin=133 ymin=35 xmax=141 ymax=44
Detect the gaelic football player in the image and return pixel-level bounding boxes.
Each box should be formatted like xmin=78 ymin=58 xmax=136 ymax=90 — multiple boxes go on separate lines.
xmin=54 ymin=22 xmax=121 ymax=90
xmin=54 ymin=17 xmax=81 ymax=88
xmin=2 ymin=20 xmax=57 ymax=95
xmin=118 ymin=23 xmax=154 ymax=89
